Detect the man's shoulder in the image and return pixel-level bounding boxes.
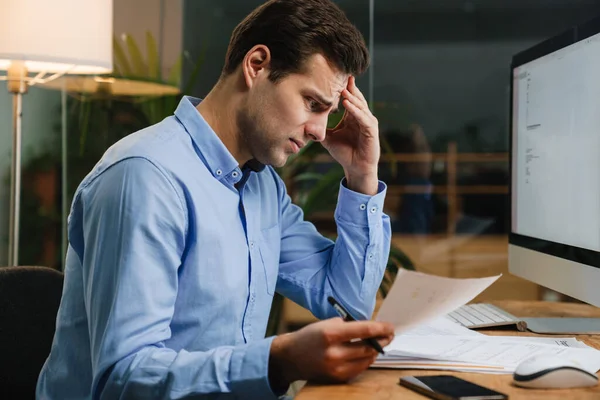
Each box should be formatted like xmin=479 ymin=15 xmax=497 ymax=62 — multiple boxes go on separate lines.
xmin=104 ymin=117 xmax=191 ymax=167
xmin=76 ymin=117 xmax=197 ymax=194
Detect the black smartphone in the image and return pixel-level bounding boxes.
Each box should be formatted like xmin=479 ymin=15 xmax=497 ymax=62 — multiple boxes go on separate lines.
xmin=399 ymin=375 xmax=508 ymax=400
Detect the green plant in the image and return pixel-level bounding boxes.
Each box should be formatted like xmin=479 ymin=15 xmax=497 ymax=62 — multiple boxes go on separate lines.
xmin=113 ymin=32 xmax=206 ymax=125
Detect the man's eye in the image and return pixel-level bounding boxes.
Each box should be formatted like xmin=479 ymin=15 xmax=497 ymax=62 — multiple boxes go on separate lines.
xmin=307 ymin=99 xmax=320 ymax=111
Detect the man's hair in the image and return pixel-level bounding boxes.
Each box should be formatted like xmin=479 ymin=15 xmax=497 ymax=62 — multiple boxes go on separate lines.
xmin=222 ymin=0 xmax=369 ymax=82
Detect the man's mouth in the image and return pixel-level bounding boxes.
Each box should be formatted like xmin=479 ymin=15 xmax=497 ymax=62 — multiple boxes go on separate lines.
xmin=289 ymin=139 xmax=304 ymax=153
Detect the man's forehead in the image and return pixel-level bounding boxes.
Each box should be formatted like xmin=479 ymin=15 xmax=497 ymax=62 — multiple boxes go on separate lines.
xmin=320 ymin=78 xmax=346 ymax=107
xmin=303 ymin=54 xmax=348 ymax=93
xmin=329 ymin=76 xmax=348 ymax=95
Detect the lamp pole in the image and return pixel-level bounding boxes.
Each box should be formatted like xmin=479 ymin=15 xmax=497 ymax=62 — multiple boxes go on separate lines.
xmin=7 ymin=62 xmax=27 ymax=266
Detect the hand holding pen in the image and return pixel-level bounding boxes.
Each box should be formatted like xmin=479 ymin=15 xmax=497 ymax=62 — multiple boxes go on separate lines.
xmin=269 ymin=301 xmax=395 ymax=387
xmin=328 ymin=296 xmax=387 ymax=354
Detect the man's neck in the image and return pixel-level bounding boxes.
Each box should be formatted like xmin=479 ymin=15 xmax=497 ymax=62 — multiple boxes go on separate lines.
xmin=196 ymin=76 xmax=250 ymax=166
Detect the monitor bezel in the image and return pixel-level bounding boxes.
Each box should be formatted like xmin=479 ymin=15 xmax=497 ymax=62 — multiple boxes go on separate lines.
xmin=509 ymin=14 xmax=600 ymax=270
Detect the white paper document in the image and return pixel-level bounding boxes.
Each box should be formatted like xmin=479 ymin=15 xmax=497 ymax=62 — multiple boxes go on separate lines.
xmin=373 ymin=319 xmax=503 ymax=373
xmin=401 ymin=317 xmax=484 ymax=337
xmin=372 ymin=269 xmax=600 ymax=375
xmin=372 ymin=358 xmax=512 ymax=374
xmin=376 ymin=269 xmax=501 ymax=333
xmin=376 ymin=334 xmax=600 ymax=374
xmin=493 ymin=336 xmax=593 ymax=349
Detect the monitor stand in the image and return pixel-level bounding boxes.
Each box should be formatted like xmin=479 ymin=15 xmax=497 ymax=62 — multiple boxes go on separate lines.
xmin=522 ymin=318 xmax=600 ymax=334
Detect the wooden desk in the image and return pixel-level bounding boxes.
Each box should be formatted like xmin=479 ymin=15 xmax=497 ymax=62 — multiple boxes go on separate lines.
xmin=296 ymin=300 xmax=600 ymax=400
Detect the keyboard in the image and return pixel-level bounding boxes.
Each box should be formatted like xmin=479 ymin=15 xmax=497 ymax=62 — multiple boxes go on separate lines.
xmin=447 ymin=303 xmax=528 ymax=332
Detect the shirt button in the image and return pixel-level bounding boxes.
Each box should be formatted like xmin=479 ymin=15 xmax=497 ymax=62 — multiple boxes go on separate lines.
xmin=232 ymin=171 xmax=239 ymax=178
xmin=359 ymin=204 xmax=367 ymax=210
xmin=368 ymin=253 xmax=374 ymax=260
xmin=370 ymin=206 xmax=377 ymax=213
xmin=250 ymin=241 xmax=255 ymax=249
xmin=216 ymin=169 xmax=223 ymax=176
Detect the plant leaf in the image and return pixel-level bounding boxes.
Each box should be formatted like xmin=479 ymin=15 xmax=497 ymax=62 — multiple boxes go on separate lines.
xmin=146 ymin=31 xmax=160 ymax=79
xmin=299 ymin=165 xmax=344 ymax=216
xmin=167 ymin=55 xmax=183 ymax=87
xmin=389 ymin=244 xmax=416 ymax=270
xmin=112 ymin=64 xmax=122 ymax=77
xmin=293 ymin=172 xmax=324 ymax=183
xmin=113 ymin=36 xmax=132 ymax=77
xmin=327 ymin=110 xmax=345 ymax=129
xmin=78 ymin=97 xmax=92 ymax=156
xmin=124 ymin=33 xmax=147 ymax=78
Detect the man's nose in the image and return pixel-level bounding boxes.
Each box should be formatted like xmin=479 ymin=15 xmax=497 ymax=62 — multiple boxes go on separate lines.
xmin=306 ymin=116 xmax=328 ymax=142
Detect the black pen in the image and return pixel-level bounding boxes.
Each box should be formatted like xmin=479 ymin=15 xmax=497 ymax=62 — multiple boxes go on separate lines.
xmin=327 ymin=296 xmax=385 ymax=354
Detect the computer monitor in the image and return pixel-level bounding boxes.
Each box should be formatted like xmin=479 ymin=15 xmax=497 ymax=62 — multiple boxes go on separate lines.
xmin=509 ymin=15 xmax=600 ymax=333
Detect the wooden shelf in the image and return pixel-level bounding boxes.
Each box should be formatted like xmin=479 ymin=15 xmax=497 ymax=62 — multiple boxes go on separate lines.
xmin=301 ymin=143 xmax=509 ymax=233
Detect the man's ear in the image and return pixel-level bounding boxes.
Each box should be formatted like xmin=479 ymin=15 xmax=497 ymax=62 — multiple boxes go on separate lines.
xmin=242 ymin=45 xmax=271 ymax=89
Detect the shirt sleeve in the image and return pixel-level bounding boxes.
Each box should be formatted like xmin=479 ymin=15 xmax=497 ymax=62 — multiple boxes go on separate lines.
xmin=273 ymin=170 xmax=391 ymax=321
xmin=73 ymin=157 xmax=278 ymax=399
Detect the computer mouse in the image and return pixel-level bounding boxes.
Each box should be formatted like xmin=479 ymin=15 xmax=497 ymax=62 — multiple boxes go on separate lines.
xmin=513 ymin=354 xmax=599 ymax=389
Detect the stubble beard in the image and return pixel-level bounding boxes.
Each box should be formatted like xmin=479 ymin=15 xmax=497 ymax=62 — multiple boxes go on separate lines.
xmin=236 ymin=104 xmax=287 ymax=167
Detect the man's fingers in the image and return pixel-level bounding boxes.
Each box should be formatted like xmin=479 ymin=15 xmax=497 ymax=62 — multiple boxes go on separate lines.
xmin=342 ymin=98 xmax=374 ymax=131
xmin=348 ymin=76 xmax=368 ymax=105
xmin=343 ymin=333 xmax=394 ymax=357
xmin=328 ymin=80 xmax=375 ymax=133
xmin=342 ymin=87 xmax=377 ymax=127
xmin=375 ymin=333 xmax=395 ymax=349
xmin=340 ymin=333 xmax=395 ymax=359
xmin=328 ymin=353 xmax=378 ymax=382
xmin=342 ymin=88 xmax=366 ymax=113
xmin=329 ymin=320 xmax=395 ymax=343
xmin=329 ymin=341 xmax=379 ymax=361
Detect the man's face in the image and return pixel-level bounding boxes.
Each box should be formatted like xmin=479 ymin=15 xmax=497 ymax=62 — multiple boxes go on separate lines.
xmin=237 ymin=53 xmax=348 ymax=167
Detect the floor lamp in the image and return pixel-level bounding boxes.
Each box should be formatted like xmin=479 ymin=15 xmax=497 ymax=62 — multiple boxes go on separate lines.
xmin=0 ymin=0 xmax=113 ymax=266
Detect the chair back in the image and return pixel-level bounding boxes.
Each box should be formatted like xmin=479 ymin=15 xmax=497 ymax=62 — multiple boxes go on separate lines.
xmin=0 ymin=266 xmax=64 ymax=399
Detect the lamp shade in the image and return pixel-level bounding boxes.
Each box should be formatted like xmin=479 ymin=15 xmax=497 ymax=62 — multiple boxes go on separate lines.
xmin=0 ymin=0 xmax=112 ymax=74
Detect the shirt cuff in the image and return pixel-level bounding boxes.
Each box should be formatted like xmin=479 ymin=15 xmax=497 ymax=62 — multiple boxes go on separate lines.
xmin=334 ymin=178 xmax=387 ymax=226
xmin=230 ymin=336 xmax=279 ymax=399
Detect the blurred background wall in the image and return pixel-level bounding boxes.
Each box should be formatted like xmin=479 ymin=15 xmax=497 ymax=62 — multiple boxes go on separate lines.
xmin=2 ymin=0 xmax=600 ymax=313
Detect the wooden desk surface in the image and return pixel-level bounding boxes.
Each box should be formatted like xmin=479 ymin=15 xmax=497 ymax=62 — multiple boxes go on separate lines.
xmin=296 ymin=300 xmax=600 ymax=400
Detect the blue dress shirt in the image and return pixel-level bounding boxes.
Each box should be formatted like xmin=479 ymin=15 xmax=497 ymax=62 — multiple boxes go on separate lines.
xmin=37 ymin=96 xmax=391 ymax=399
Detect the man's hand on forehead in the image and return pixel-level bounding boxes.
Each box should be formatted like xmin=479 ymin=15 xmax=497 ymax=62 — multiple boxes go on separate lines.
xmin=322 ymin=76 xmax=380 ymax=195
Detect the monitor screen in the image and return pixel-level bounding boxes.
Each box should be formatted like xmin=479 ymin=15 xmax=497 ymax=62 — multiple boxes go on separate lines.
xmin=509 ymin=16 xmax=600 ymax=308
xmin=511 ymin=31 xmax=600 ymax=252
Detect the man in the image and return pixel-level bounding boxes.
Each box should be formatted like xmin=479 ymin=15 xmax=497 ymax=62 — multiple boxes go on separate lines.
xmin=37 ymin=0 xmax=395 ymax=398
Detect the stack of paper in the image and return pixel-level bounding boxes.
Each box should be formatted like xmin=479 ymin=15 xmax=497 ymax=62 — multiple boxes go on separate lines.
xmin=373 ymin=317 xmax=600 ymax=374
xmin=372 ymin=269 xmax=600 ymax=374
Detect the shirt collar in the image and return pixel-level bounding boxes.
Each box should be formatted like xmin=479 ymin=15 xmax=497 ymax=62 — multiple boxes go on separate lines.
xmin=174 ymin=96 xmax=242 ymax=180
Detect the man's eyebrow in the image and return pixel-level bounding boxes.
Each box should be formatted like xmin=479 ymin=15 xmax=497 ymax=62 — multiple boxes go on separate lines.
xmin=304 ymin=90 xmax=340 ymax=113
